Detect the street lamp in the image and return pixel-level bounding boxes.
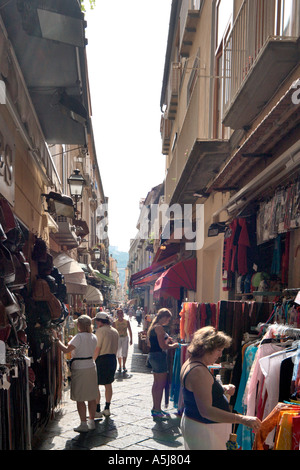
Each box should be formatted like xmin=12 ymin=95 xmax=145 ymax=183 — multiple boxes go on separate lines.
xmin=67 ymin=169 xmax=85 ymax=217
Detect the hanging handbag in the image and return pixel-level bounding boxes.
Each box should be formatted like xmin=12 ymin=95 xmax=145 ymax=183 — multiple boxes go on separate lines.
xmin=32 ymin=278 xmax=62 ymax=320
xmin=7 ymin=252 xmax=30 ymax=290
xmin=0 ymin=197 xmax=16 ymax=233
xmin=0 ymin=243 xmax=15 ymax=284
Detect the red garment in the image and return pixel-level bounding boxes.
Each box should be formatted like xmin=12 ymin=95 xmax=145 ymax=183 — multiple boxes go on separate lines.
xmin=237 ymin=218 xmax=251 ymax=275
xmin=292 ymin=415 xmax=300 ymax=450
xmin=200 ymin=303 xmax=207 ymax=328
xmin=210 ymin=303 xmax=217 ymax=327
xmin=230 ymin=220 xmax=240 ymax=273
xmin=224 ymin=221 xmax=236 ymax=273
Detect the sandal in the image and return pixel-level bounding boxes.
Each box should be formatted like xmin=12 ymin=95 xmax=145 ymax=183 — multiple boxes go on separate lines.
xmin=151 ymin=409 xmax=169 ymax=419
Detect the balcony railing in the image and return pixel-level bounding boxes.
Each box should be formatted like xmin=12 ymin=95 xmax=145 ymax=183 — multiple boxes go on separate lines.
xmin=223 ymin=0 xmax=299 ymax=122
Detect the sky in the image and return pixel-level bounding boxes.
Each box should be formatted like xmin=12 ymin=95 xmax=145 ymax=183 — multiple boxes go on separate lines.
xmin=84 ymin=1 xmax=172 ymax=252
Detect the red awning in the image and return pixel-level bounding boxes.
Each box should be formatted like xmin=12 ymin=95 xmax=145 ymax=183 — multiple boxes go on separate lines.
xmin=130 ymin=265 xmax=154 ymax=284
xmin=130 ymin=253 xmax=179 ymax=287
xmin=133 ymin=272 xmax=161 ymax=286
xmin=153 ymin=258 xmax=197 ymax=300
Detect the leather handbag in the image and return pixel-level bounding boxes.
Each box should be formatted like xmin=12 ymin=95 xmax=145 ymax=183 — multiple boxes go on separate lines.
xmin=0 ymin=299 xmax=9 ymax=328
xmin=0 ymin=243 xmax=15 ymax=284
xmin=0 ymin=197 xmax=16 ymax=233
xmin=0 ymin=283 xmax=20 ymax=316
xmin=32 ymin=278 xmax=62 ymax=320
xmin=7 ymin=252 xmax=30 ymax=290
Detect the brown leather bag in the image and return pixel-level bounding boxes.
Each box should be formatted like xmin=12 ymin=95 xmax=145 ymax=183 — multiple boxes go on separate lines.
xmin=32 ymin=278 xmax=62 ymax=320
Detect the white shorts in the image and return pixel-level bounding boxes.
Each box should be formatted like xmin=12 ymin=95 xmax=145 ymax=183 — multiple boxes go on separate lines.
xmin=180 ymin=413 xmax=231 ymax=450
xmin=117 ymin=336 xmax=129 ymax=358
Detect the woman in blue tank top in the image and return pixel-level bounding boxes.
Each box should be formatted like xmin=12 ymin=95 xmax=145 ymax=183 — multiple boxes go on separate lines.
xmin=147 ymin=308 xmax=179 ymax=419
xmin=180 ymin=326 xmax=261 ymax=450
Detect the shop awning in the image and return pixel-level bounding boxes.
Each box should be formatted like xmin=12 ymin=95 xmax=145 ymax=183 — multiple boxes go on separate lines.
xmin=88 ymin=265 xmax=116 ymax=286
xmin=53 ymin=253 xmax=87 ymax=295
xmin=153 ymin=258 xmax=197 ymax=300
xmin=133 ymin=272 xmax=162 ymax=287
xmin=130 ymin=253 xmax=179 ymax=287
xmin=84 ymin=285 xmax=103 ymax=304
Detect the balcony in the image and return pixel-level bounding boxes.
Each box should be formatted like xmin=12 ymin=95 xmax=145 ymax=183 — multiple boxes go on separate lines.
xmin=160 ymin=114 xmax=172 ymax=155
xmin=222 ymin=0 xmax=300 ymax=130
xmin=165 ymin=74 xmax=228 ymax=205
xmin=166 ymin=63 xmax=181 ymax=120
xmin=179 ymin=0 xmax=202 ymax=57
xmin=51 ymin=216 xmax=79 ymax=249
xmin=0 ymin=0 xmax=89 ymax=145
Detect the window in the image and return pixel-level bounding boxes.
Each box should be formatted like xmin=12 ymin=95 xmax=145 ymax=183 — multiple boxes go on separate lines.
xmin=216 ymin=0 xmax=233 ymax=51
xmin=213 ymin=0 xmax=233 ymax=139
xmin=281 ymin=0 xmax=294 ymax=35
xmin=276 ymin=0 xmax=298 ymax=36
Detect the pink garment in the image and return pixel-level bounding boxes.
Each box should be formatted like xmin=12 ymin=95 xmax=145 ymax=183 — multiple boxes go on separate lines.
xmin=245 ymin=328 xmax=283 ymax=416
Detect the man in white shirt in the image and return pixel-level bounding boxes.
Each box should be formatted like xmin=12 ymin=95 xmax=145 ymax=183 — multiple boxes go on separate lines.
xmin=93 ymin=312 xmax=119 ymax=417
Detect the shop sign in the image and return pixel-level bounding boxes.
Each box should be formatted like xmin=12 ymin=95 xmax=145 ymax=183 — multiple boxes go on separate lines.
xmin=0 ymin=113 xmax=15 ymax=206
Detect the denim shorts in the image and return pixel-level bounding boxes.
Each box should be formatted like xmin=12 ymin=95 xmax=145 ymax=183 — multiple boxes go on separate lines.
xmin=148 ymin=351 xmax=168 ymax=373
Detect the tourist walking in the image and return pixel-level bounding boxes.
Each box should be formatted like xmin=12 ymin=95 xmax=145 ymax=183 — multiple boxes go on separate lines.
xmin=112 ymin=308 xmax=133 ymax=373
xmin=147 ymin=308 xmax=179 ymax=419
xmin=135 ymin=307 xmax=142 ymax=326
xmin=52 ymin=315 xmax=98 ymax=433
xmin=93 ymin=311 xmax=119 ymax=417
xmin=180 ymin=326 xmax=261 ymax=450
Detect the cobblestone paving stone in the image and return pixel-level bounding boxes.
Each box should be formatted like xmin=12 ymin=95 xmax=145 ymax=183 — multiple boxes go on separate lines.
xmin=32 ymin=320 xmax=185 ymax=451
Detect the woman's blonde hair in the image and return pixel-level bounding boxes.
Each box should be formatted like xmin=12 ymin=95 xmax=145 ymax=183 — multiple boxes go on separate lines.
xmin=147 ymin=308 xmax=172 ymax=338
xmin=188 ymin=326 xmax=231 ymax=357
xmin=76 ymin=314 xmax=93 ymax=333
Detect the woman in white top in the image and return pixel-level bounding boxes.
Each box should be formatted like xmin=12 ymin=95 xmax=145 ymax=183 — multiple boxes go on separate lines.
xmin=52 ymin=315 xmax=98 ymax=433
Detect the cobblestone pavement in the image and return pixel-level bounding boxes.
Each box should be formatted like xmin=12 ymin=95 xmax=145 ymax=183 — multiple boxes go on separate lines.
xmin=32 ymin=319 xmax=185 ymax=451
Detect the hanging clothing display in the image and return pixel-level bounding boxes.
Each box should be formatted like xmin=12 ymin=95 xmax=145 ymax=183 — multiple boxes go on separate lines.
xmin=256 ymin=180 xmax=300 ymax=245
xmin=173 ymin=291 xmax=300 ymax=451
xmin=222 ymin=216 xmax=257 ymax=291
xmin=233 ymin=316 xmax=300 ymax=450
xmin=178 ymin=300 xmax=272 ymax=355
xmin=253 ymin=403 xmax=300 ymax=450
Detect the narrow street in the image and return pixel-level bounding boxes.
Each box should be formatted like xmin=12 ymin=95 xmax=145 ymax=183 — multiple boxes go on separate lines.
xmin=32 ymin=318 xmax=185 ymax=451
xmin=0 ymin=0 xmax=299 ymax=455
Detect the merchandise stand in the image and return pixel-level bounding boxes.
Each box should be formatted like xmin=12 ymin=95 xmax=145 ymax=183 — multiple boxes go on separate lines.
xmin=0 ymin=205 xmax=68 ymax=449
xmin=168 ymin=291 xmax=300 ymax=450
